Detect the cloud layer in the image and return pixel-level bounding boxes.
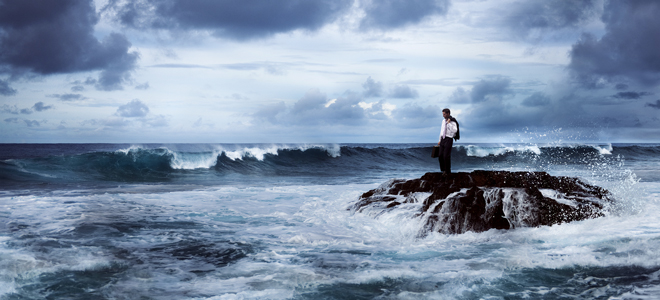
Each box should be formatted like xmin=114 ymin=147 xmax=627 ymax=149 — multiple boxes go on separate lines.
xmin=568 ymin=0 xmax=660 ymax=88
xmin=107 ymin=0 xmax=452 ymax=38
xmin=253 ymin=76 xmax=439 ymax=131
xmin=2 ymin=0 xmax=660 ymax=143
xmin=359 ymin=0 xmax=450 ymax=30
xmin=503 ymin=0 xmax=600 ymax=39
xmin=109 ymin=0 xmax=354 ymax=40
xmin=0 ymin=0 xmax=138 ymax=93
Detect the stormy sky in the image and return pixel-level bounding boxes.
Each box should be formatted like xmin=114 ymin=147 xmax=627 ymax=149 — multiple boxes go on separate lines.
xmin=1 ymin=0 xmax=659 ymax=143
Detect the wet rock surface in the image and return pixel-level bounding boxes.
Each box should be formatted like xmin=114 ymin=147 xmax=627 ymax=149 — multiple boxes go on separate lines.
xmin=350 ymin=170 xmax=612 ymax=235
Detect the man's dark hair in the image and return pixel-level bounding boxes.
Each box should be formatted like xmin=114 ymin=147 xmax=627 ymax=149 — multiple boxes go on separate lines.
xmin=442 ymin=108 xmax=450 ymax=114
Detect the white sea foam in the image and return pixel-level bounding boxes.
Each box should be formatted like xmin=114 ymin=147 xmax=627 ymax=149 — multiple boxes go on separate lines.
xmin=222 ymin=145 xmax=281 ymax=161
xmin=220 ymin=143 xmax=341 ymax=161
xmin=169 ymin=149 xmax=222 ymax=169
xmin=112 ymin=144 xmax=342 ymax=169
xmin=462 ymin=144 xmax=542 ymax=157
xmin=459 ymin=143 xmax=613 ymax=158
xmin=553 ymin=143 xmax=614 ymax=155
xmin=594 ymin=143 xmax=613 ymax=155
xmin=3 ymin=174 xmax=660 ymax=298
xmin=539 ymin=189 xmax=579 ymax=206
xmin=116 ymin=146 xmax=219 ymax=169
xmin=114 ymin=145 xmax=145 ymax=155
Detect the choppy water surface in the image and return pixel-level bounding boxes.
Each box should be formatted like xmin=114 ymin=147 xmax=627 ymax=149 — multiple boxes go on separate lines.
xmin=1 ymin=143 xmax=659 ymax=299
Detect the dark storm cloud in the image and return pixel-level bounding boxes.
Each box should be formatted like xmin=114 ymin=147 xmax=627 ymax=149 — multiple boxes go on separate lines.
xmin=33 ymin=102 xmax=53 ymax=112
xmin=615 ymin=83 xmax=629 ymax=90
xmin=24 ymin=119 xmax=40 ymax=127
xmin=568 ymin=0 xmax=660 ymax=88
xmin=359 ymin=0 xmax=450 ymax=30
xmin=612 ymin=91 xmax=651 ymax=100
xmin=108 ymin=0 xmax=353 ymax=40
xmin=448 ymin=76 xmax=513 ymax=105
xmin=504 ymin=0 xmax=599 ymax=39
xmin=1 ymin=104 xmax=19 ymax=114
xmin=291 ymin=89 xmax=328 ymax=115
xmin=446 ymin=77 xmax=562 ymax=135
xmin=0 ymin=79 xmax=17 ymax=96
xmin=116 ymin=99 xmax=149 ymax=117
xmin=458 ymin=85 xmax=660 ymax=140
xmin=447 ymin=78 xmax=644 ymax=138
xmin=522 ymin=92 xmax=551 ymax=107
xmin=0 ymin=0 xmax=139 ymax=92
xmin=1 ymin=102 xmax=52 ymax=115
xmin=647 ymin=100 xmax=660 ymax=109
xmin=469 ymin=76 xmax=513 ymax=103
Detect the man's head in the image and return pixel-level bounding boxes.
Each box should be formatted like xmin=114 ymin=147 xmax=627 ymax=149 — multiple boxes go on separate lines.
xmin=442 ymin=108 xmax=450 ymax=119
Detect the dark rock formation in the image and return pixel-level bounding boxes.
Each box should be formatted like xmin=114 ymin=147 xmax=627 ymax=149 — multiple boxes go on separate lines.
xmin=350 ymin=171 xmax=612 ymax=236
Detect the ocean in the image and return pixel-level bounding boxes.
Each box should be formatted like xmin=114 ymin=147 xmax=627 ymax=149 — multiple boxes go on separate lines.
xmin=1 ymin=143 xmax=659 ymax=299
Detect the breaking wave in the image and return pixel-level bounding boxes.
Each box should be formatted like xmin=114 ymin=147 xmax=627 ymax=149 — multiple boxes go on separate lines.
xmin=0 ymin=143 xmax=656 ymax=187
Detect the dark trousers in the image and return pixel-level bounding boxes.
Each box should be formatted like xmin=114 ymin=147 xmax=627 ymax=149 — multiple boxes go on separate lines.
xmin=438 ymin=137 xmax=453 ymax=173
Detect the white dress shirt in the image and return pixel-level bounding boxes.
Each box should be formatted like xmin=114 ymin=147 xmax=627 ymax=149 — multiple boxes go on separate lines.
xmin=439 ymin=119 xmax=458 ymax=141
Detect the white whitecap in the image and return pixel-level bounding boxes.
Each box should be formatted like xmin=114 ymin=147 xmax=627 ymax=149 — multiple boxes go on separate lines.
xmin=220 ymin=144 xmax=341 ymax=161
xmin=169 ymin=149 xmax=222 ymax=169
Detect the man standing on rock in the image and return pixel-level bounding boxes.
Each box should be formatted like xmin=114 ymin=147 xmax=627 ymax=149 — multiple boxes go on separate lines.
xmin=438 ymin=108 xmax=459 ymax=174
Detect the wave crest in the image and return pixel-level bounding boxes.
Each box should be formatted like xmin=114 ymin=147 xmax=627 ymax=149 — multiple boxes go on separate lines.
xmin=221 ymin=144 xmax=341 ymax=161
xmin=457 ymin=143 xmax=613 ymax=158
xmin=2 ymin=143 xmax=654 ymax=187
xmin=460 ymin=144 xmax=542 ymax=157
xmin=110 ymin=144 xmax=343 ymax=171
